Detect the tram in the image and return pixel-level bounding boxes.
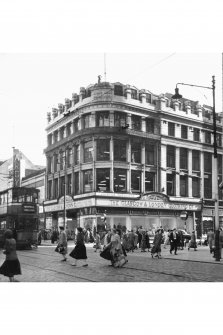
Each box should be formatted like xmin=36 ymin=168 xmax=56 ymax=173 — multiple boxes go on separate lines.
xmin=0 ymin=187 xmax=39 ymax=249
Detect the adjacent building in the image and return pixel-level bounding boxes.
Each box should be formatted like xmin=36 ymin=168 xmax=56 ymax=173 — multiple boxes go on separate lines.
xmin=43 ymin=79 xmax=223 ymax=236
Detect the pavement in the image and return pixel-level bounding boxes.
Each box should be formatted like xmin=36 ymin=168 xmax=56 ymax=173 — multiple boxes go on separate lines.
xmin=0 ymin=241 xmax=223 ymax=282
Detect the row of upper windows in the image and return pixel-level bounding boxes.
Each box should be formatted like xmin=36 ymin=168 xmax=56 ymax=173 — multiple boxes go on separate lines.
xmin=166 ymin=146 xmax=223 ymax=174
xmin=47 ymin=169 xmax=156 ymax=199
xmin=47 ymin=138 xmax=156 ymax=173
xmin=47 ymin=111 xmax=156 ymax=146
xmin=167 ymin=122 xmax=222 ymax=146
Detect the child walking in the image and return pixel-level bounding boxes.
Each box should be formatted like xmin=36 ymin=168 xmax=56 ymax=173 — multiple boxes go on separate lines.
xmin=0 ymin=229 xmax=21 ymax=282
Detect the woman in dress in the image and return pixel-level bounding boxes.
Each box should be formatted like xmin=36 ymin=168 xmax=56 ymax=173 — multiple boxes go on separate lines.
xmin=69 ymin=227 xmax=88 ymax=267
xmin=0 ymin=229 xmax=21 ymax=282
xmin=188 ymin=231 xmax=197 ymax=251
xmin=100 ymin=228 xmax=128 ymax=267
xmin=151 ymin=229 xmax=163 ymax=258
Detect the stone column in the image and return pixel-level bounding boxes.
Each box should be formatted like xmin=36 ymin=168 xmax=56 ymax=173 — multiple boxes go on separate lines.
xmin=90 ymin=111 xmax=96 ymax=128
xmin=127 ymin=113 xmax=132 ymax=129
xmin=140 ymin=92 xmax=146 ymax=104
xmin=141 ymin=117 xmax=146 ymax=132
xmin=161 ymin=144 xmax=167 ymax=193
xmin=173 ymin=100 xmax=179 ymax=112
xmin=110 ymin=136 xmax=114 ymax=192
xmin=125 ymin=86 xmax=131 ymax=100
xmin=188 ymin=149 xmax=192 ymax=197
xmin=175 ymin=147 xmax=180 ymax=197
xmin=200 ymin=151 xmax=204 ymax=199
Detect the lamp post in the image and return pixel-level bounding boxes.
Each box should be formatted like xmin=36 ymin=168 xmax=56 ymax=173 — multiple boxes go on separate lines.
xmin=172 ymin=76 xmax=221 ymax=261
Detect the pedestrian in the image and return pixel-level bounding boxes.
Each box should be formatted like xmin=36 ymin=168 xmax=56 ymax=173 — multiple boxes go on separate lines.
xmin=137 ymin=226 xmax=143 ymax=248
xmin=207 ymin=229 xmax=215 ymax=254
xmin=163 ymin=229 xmax=170 ymax=249
xmin=55 ymin=226 xmax=68 ymax=262
xmin=178 ymin=230 xmax=184 ymax=250
xmin=219 ymin=228 xmax=223 ymax=259
xmin=69 ymin=227 xmax=88 ymax=267
xmin=151 ymin=229 xmax=163 ymax=258
xmin=103 ymin=230 xmax=112 ymax=249
xmin=141 ymin=230 xmax=147 ymax=252
xmin=38 ymin=230 xmax=42 ymax=245
xmin=0 ymin=229 xmax=21 ymax=282
xmin=133 ymin=230 xmax=139 ymax=250
xmin=169 ymin=228 xmax=179 ymax=255
xmin=188 ymin=231 xmax=197 ymax=251
xmin=100 ymin=228 xmax=128 ymax=267
xmin=94 ymin=231 xmax=102 ymax=252
xmin=127 ymin=230 xmax=135 ymax=252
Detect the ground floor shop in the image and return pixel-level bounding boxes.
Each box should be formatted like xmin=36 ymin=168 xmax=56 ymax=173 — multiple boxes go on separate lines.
xmin=43 ymin=192 xmax=202 ymax=235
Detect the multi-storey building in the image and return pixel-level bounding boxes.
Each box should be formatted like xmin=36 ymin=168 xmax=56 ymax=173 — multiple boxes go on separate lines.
xmin=43 ymin=79 xmax=223 ymax=236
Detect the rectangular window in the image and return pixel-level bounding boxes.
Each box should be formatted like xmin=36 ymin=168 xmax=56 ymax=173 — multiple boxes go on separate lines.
xmin=204 ymin=174 xmax=212 ymax=199
xmin=96 ymin=169 xmax=110 ymax=192
xmin=60 ymin=176 xmax=65 ymax=196
xmin=60 ymin=127 xmax=65 ymax=140
xmin=54 ymin=131 xmax=58 ymax=143
xmin=131 ymin=170 xmax=141 ymax=193
xmin=180 ymin=176 xmax=188 ymax=197
xmin=131 ymin=141 xmax=141 ymax=163
xmin=96 ymin=111 xmax=110 ymax=127
xmin=48 ymin=134 xmax=52 ymax=146
xmin=217 ymin=134 xmax=222 ymax=147
xmin=167 ymin=146 xmax=175 ymax=168
xmin=67 ymin=174 xmax=72 ymax=195
xmin=204 ymin=152 xmax=212 ymax=173
xmin=114 ymin=139 xmax=127 ymax=162
xmin=60 ymin=151 xmax=65 ymax=170
xmin=146 ymin=119 xmax=154 ymax=133
xmin=67 ymin=148 xmax=72 ymax=168
xmin=96 ymin=139 xmax=110 ymax=161
xmin=167 ymin=173 xmax=175 ymax=196
xmin=54 ymin=154 xmax=58 ymax=172
xmin=83 ymin=114 xmax=91 ymax=129
xmin=48 ymin=180 xmax=52 ymax=199
xmin=131 ymin=89 xmax=137 ymax=99
xmin=73 ymin=119 xmax=80 ymax=132
xmin=83 ymin=170 xmax=93 ymax=193
xmin=114 ymin=85 xmax=123 ymax=96
xmin=114 ymin=112 xmax=126 ymax=127
xmin=192 ymin=177 xmax=200 ymax=198
xmin=205 ymin=131 xmax=211 ymax=144
xmin=131 ymin=115 xmax=141 ymax=131
xmin=180 ymin=148 xmax=188 ymax=170
xmin=47 ymin=157 xmax=52 ymax=173
xmin=145 ymin=172 xmax=155 ymax=192
xmin=168 ymin=122 xmax=175 ymax=137
xmin=54 ymin=179 xmax=58 ymax=198
xmin=74 ymin=172 xmax=79 ymax=195
xmin=67 ymin=123 xmax=71 ymax=137
xmin=74 ymin=144 xmax=80 ymax=165
xmin=181 ymin=125 xmax=188 ymax=139
xmin=83 ymin=141 xmax=93 ymax=163
xmin=193 ymin=128 xmax=200 ymax=142
xmin=145 ymin=144 xmax=155 ymax=165
xmin=192 ymin=150 xmax=200 ymax=171
xmin=114 ymin=169 xmax=127 ymax=192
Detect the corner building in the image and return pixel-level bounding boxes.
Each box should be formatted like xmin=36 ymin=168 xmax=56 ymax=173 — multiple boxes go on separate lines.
xmin=44 ymin=80 xmax=223 ymax=236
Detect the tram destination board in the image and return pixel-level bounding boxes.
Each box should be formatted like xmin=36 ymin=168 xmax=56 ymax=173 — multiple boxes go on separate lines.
xmin=22 ymin=204 xmax=36 ymax=213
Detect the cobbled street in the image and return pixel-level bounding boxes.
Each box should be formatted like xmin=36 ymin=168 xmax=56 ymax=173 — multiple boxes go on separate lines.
xmin=1 ymin=242 xmax=223 ymax=282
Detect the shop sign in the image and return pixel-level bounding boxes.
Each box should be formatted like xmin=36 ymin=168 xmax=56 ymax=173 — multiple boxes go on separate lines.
xmin=44 ymin=198 xmax=95 ymax=212
xmin=96 ymin=198 xmax=201 ymax=211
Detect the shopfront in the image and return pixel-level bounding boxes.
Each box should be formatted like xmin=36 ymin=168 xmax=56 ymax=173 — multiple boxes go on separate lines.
xmin=43 ymin=192 xmax=201 ymax=234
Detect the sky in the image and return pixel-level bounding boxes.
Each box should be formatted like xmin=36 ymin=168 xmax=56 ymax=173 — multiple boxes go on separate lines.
xmin=0 ymin=52 xmax=222 ymax=166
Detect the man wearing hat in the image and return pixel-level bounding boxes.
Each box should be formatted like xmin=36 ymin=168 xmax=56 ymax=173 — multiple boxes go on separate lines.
xmin=169 ymin=228 xmax=179 ymax=255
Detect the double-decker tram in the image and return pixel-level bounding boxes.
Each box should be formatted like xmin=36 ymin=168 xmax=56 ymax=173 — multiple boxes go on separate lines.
xmin=0 ymin=187 xmax=39 ymax=249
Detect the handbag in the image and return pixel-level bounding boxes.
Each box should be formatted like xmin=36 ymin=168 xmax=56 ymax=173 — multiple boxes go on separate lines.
xmin=55 ymin=244 xmax=65 ymax=253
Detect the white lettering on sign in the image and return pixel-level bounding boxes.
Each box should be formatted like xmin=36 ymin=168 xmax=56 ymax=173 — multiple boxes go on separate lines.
xmin=98 ymin=199 xmax=201 ymax=211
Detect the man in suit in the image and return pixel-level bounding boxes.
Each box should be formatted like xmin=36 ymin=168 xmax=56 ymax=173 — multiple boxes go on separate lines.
xmin=169 ymin=228 xmax=179 ymax=255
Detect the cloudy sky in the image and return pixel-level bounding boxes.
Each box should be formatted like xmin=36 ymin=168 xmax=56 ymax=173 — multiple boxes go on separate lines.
xmin=0 ymin=52 xmax=222 ymax=166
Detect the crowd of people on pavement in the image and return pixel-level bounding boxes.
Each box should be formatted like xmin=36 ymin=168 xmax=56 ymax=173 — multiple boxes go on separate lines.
xmin=1 ymin=224 xmax=223 ymax=282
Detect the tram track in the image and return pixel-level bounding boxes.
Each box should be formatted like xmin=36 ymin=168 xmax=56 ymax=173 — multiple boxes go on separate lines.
xmin=16 ymin=250 xmax=215 ymax=282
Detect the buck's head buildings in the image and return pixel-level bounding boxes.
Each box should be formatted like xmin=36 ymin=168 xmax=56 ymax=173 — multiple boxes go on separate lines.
xmin=43 ymin=79 xmax=223 ymax=236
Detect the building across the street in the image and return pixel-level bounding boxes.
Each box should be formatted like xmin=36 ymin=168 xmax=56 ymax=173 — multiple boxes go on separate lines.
xmin=43 ymin=79 xmax=223 ymax=236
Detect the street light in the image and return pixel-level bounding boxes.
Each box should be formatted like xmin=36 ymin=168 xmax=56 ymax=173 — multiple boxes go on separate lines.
xmin=172 ymin=76 xmax=221 ymax=262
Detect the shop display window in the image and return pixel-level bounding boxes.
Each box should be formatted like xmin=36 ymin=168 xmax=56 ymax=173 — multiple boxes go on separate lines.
xmin=96 ymin=169 xmax=110 ymax=192
xmin=114 ymin=169 xmax=127 ymax=192
xmin=96 ymin=139 xmax=110 ymax=161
